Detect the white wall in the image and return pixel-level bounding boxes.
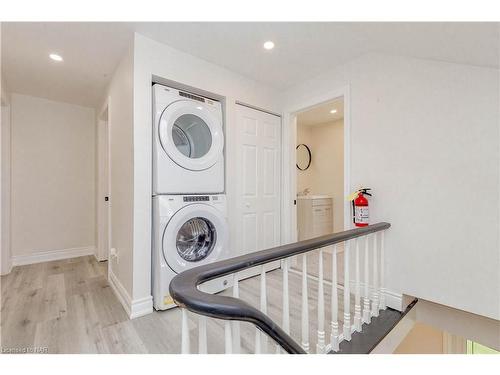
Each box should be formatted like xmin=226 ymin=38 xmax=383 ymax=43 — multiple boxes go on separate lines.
xmin=10 ymin=94 xmax=96 ymax=263
xmin=127 ymin=33 xmax=283 ymax=313
xmin=284 ymin=53 xmax=500 ymax=320
xmin=102 ymin=43 xmax=135 ymax=298
xmin=297 ymin=120 xmax=344 ymax=231
xmin=1 ymin=73 xmax=12 ymax=274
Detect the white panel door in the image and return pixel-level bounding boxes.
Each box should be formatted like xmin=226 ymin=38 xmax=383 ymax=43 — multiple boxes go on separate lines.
xmin=236 ymin=105 xmax=281 ymax=257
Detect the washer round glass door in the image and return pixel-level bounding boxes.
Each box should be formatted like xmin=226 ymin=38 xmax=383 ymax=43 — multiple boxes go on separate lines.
xmin=176 ymin=217 xmax=216 ymax=262
xmin=163 ymin=203 xmax=228 ymax=274
xmin=159 ymin=100 xmax=224 ymax=171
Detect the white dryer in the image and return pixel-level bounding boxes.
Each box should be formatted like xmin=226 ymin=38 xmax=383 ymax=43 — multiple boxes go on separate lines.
xmin=153 ymin=84 xmax=225 ymax=195
xmin=152 ymin=194 xmax=230 ymax=310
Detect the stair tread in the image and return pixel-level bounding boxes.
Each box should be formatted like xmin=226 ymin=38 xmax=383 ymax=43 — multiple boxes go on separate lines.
xmin=332 ymin=308 xmax=404 ymax=354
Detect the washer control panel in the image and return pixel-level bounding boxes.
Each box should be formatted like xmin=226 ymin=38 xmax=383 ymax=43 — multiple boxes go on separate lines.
xmin=183 ymin=196 xmax=210 ymax=202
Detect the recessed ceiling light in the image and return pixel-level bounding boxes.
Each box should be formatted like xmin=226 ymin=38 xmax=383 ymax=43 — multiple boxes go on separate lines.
xmin=49 ymin=53 xmax=63 ymax=62
xmin=330 ymin=109 xmax=337 ymax=114
xmin=263 ymin=41 xmax=275 ymax=50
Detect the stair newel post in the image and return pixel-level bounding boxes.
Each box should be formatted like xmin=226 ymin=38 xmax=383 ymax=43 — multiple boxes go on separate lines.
xmin=316 ymin=248 xmax=326 ymax=354
xmin=232 ymin=272 xmax=241 ymax=353
xmin=224 ymin=320 xmax=233 ymax=354
xmin=353 ymin=238 xmax=362 ymax=332
xmin=330 ymin=244 xmax=340 ymax=351
xmin=301 ymin=254 xmax=310 ymax=353
xmin=198 ymin=315 xmax=207 ymax=354
xmin=371 ymin=233 xmax=380 ymax=318
xmin=260 ymin=265 xmax=268 ymax=353
xmin=343 ymin=240 xmax=352 ymax=341
xmin=379 ymin=231 xmax=387 ymax=310
xmin=181 ymin=308 xmax=190 ymax=354
xmin=362 ymin=235 xmax=371 ymax=324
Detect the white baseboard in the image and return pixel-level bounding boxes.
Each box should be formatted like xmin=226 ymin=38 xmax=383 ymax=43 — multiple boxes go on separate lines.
xmin=130 ymin=296 xmax=154 ymax=319
xmin=1 ymin=258 xmax=12 ymax=275
xmin=108 ymin=269 xmax=153 ymax=319
xmin=93 ymin=247 xmax=108 ymax=262
xmin=11 ymin=246 xmax=95 ymax=266
xmin=349 ymin=281 xmax=403 ymax=311
xmin=384 ymin=289 xmax=404 ymax=311
xmin=288 ymin=267 xmax=403 ymax=311
xmin=108 ymin=269 xmax=132 ymax=316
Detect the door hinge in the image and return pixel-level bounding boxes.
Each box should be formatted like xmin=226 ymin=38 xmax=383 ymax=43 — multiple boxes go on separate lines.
xmin=105 ymin=196 xmax=109 ymax=202
xmin=294 ymin=199 xmax=297 ymax=205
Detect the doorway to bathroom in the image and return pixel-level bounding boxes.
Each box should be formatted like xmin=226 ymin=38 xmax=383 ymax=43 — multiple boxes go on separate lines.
xmin=295 ymin=97 xmax=345 ymax=241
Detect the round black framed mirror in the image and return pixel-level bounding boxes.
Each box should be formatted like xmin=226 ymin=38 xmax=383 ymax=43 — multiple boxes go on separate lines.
xmin=296 ymin=144 xmax=312 ymax=171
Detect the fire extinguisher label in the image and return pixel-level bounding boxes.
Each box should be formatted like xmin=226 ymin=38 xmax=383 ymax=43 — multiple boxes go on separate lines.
xmin=355 ymin=207 xmax=369 ymax=224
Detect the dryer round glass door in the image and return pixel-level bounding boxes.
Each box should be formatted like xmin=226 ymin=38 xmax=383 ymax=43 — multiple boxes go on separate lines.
xmin=172 ymin=114 xmax=212 ymax=159
xmin=159 ymin=100 xmax=224 ymax=171
xmin=163 ymin=203 xmax=228 ymax=274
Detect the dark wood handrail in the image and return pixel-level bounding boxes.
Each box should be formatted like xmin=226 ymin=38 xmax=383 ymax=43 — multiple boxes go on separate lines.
xmin=169 ymin=222 xmax=391 ymax=354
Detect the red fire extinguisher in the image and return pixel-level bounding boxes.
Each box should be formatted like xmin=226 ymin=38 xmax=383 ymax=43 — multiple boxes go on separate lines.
xmin=350 ymin=188 xmax=372 ymax=227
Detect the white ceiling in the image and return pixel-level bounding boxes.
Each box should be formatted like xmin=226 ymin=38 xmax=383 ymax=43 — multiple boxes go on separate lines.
xmin=1 ymin=22 xmax=133 ymax=108
xmin=2 ymin=22 xmax=499 ymax=108
xmin=297 ymin=97 xmax=344 ymax=126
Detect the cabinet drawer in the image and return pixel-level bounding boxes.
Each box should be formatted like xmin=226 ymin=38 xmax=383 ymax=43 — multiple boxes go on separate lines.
xmin=313 ymin=221 xmax=334 ymax=237
xmin=312 ymin=205 xmax=333 ymax=223
xmin=312 ymin=198 xmax=333 ymax=207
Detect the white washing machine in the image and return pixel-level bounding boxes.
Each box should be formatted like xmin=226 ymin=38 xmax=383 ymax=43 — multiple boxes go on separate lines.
xmin=152 ymin=194 xmax=231 ymax=310
xmin=153 ymin=84 xmax=225 ymax=195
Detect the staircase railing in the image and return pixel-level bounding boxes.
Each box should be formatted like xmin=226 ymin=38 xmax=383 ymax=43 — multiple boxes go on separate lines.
xmin=170 ymin=222 xmax=390 ymax=354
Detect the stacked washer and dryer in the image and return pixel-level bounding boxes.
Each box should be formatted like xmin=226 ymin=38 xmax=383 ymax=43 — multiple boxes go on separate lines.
xmin=152 ymin=84 xmax=230 ymax=310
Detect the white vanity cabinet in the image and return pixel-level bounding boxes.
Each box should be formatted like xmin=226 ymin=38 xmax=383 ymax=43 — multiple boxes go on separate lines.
xmin=297 ymin=196 xmax=334 ymax=241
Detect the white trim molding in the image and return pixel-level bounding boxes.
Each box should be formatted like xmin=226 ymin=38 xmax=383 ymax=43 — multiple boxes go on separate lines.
xmin=108 ymin=269 xmax=153 ymax=319
xmin=281 ymin=85 xmax=352 ymax=247
xmin=349 ymin=280 xmax=403 ymax=312
xmin=108 ymin=269 xmax=131 ymax=315
xmin=289 ymin=267 xmax=403 ymax=312
xmin=11 ymin=246 xmax=95 ymax=266
xmin=130 ymin=296 xmax=154 ymax=319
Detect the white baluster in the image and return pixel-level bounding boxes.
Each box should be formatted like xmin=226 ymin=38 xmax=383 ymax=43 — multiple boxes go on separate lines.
xmin=198 ymin=315 xmax=207 ymax=354
xmin=282 ymin=258 xmax=290 ymax=334
xmin=181 ymin=308 xmax=190 ymax=354
xmin=232 ymin=273 xmax=241 ymax=353
xmin=379 ymin=231 xmax=387 ymax=310
xmin=254 ymin=329 xmax=261 ymax=354
xmin=301 ymin=254 xmax=310 ymax=353
xmin=343 ymin=241 xmax=351 ymax=341
xmin=371 ymin=233 xmax=379 ymax=318
xmin=362 ymin=235 xmax=371 ymax=324
xmin=254 ymin=265 xmax=267 ymax=353
xmin=316 ymin=248 xmax=326 ymax=354
xmin=330 ymin=244 xmax=340 ymax=351
xmin=260 ymin=265 xmax=268 ymax=353
xmin=224 ymin=320 xmax=233 ymax=354
xmin=274 ymin=258 xmax=290 ymax=355
xmin=354 ymin=238 xmax=362 ymax=332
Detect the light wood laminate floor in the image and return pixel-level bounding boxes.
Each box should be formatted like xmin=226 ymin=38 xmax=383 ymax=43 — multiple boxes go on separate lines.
xmin=1 ymin=255 xmax=353 ymax=353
